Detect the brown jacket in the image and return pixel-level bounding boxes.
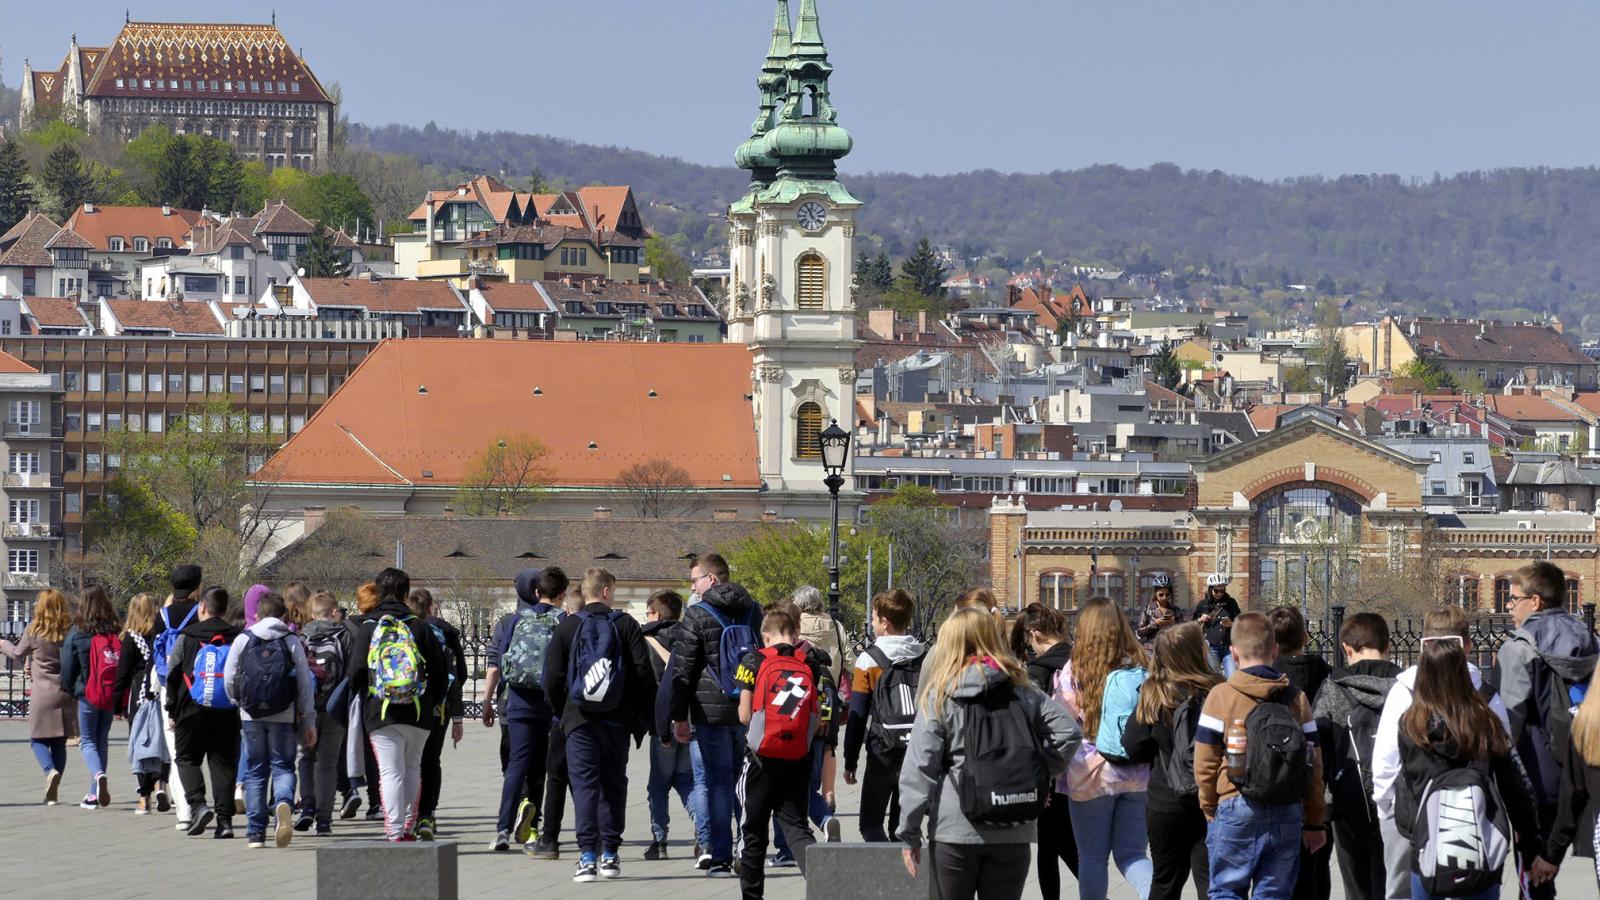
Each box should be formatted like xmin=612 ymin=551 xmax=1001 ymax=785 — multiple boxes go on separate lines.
xmin=1194 ymin=666 xmax=1325 ymax=826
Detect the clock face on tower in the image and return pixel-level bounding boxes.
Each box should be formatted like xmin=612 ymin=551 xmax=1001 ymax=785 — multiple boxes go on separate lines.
xmin=797 ymin=202 xmax=828 ymax=232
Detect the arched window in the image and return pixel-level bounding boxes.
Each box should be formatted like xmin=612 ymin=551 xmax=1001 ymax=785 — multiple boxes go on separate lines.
xmin=1087 ymin=570 xmax=1126 ymax=609
xmin=796 ymin=254 xmax=825 ymax=310
xmin=795 ymin=401 xmax=823 ymax=459
xmin=1494 ymin=577 xmax=1513 ymax=614
xmin=1039 ymin=572 xmax=1075 ymax=611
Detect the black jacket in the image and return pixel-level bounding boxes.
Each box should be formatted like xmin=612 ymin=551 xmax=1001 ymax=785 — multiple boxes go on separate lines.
xmin=667 ymin=583 xmax=761 ymax=727
xmin=1547 ymin=735 xmax=1600 ymax=863
xmin=427 ymin=616 xmax=468 ymax=722
xmin=1025 ymin=641 xmax=1071 ymax=695
xmin=1310 ymin=658 xmax=1401 ymax=822
xmin=1124 ymin=683 xmax=1213 ymax=814
xmin=347 ymin=598 xmax=449 ymax=734
xmin=1192 ymin=591 xmax=1240 ymax=653
xmin=1395 ymin=716 xmax=1542 ymax=862
xmin=164 ymin=616 xmax=243 ymax=724
xmin=113 ymin=628 xmax=161 ymax=718
xmin=1278 ymin=653 xmax=1333 ymax=706
xmin=543 ymin=601 xmax=655 ymax=738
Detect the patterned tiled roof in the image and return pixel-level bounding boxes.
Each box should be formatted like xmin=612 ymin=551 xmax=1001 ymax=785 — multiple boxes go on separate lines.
xmin=0 ymin=213 xmax=78 ymax=267
xmin=19 ymin=297 xmax=90 ymax=332
xmin=82 ymin=22 xmax=331 ymax=104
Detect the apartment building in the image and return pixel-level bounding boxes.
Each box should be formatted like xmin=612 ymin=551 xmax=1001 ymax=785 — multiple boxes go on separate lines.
xmin=0 ymin=351 xmax=64 ymax=619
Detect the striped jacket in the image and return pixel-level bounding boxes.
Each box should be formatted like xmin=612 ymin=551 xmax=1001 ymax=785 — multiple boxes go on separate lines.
xmin=1194 ymin=665 xmax=1325 ymax=825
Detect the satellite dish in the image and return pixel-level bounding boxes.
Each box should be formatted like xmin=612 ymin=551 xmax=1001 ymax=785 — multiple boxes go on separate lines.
xmin=296 ymin=267 xmax=306 ymax=278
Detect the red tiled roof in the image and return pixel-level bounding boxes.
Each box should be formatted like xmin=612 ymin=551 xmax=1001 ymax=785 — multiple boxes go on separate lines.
xmin=83 ymin=22 xmax=331 ymax=104
xmin=31 ymin=69 xmax=63 ymax=105
xmin=475 ymin=282 xmax=555 ymax=314
xmin=1484 ymin=394 xmax=1584 ymax=423
xmin=0 ymin=213 xmax=76 ymax=267
xmin=299 ymin=277 xmax=464 ymax=314
xmin=65 ymin=204 xmax=202 ymax=251
xmin=20 ymin=297 xmax=90 ymax=330
xmin=103 ymin=299 xmax=224 ymax=336
xmin=262 ymin=340 xmax=761 ymax=489
xmin=0 ymin=350 xmax=38 ymax=375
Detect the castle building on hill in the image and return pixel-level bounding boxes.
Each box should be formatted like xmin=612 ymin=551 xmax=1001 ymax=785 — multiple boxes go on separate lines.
xmin=20 ymin=20 xmax=334 ymax=171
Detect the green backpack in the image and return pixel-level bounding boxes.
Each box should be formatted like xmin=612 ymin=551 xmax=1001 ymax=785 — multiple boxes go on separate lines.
xmin=368 ymin=614 xmax=423 ymax=717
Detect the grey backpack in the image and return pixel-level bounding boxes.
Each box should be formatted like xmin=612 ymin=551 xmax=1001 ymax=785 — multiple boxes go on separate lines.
xmin=502 ymin=609 xmax=559 ymax=691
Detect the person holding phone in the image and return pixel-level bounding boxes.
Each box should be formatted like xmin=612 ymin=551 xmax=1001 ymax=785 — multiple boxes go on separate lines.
xmin=1192 ymin=574 xmax=1240 ymax=665
xmin=1135 ymin=574 xmax=1185 ymax=651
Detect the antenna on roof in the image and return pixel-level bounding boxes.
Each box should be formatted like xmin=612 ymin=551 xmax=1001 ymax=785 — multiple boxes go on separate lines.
xmin=125 ymin=8 xmax=130 ymax=24
xmin=271 ymin=9 xmax=277 ymax=26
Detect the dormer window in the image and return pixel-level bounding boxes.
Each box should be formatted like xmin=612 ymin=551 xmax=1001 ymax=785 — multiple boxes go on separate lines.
xmin=133 ymin=237 xmax=149 ymax=253
xmin=156 ymin=238 xmax=173 ymax=250
xmin=107 ymin=237 xmax=125 ymax=252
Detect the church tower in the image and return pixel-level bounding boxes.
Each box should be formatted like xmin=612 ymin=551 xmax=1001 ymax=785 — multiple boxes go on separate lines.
xmin=731 ymin=0 xmax=860 ymax=497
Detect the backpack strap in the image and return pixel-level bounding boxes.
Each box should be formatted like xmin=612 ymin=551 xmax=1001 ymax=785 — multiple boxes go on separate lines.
xmin=701 ymin=603 xmax=731 ymax=629
xmin=645 ymin=635 xmax=671 ymax=665
xmin=864 ymin=643 xmax=891 ymax=672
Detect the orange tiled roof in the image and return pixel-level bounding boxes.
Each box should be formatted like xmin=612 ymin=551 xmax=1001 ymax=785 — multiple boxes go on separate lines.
xmin=66 ymin=204 xmax=202 ymax=251
xmin=0 ymin=212 xmax=77 ymax=267
xmin=103 ymin=299 xmax=224 ymax=336
xmin=83 ymin=22 xmax=331 ymax=104
xmin=299 ymin=277 xmax=465 ymax=314
xmin=262 ymin=340 xmax=761 ymax=490
xmin=1484 ymin=394 xmax=1584 ymax=423
xmin=0 ymin=350 xmax=38 ymax=375
xmin=475 ymin=282 xmax=555 ymax=314
xmin=20 ymin=297 xmax=90 ymax=330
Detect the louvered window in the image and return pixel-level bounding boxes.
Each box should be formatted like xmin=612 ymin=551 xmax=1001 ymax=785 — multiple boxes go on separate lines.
xmin=796 ymin=402 xmax=823 ymax=459
xmin=797 ymin=254 xmax=826 ymax=310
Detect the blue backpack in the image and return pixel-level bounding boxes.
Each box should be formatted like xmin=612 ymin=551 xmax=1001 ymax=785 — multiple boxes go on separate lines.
xmin=567 ymin=609 xmax=627 ymax=714
xmin=236 ymin=634 xmax=297 ymax=717
xmin=153 ymin=605 xmax=197 ymax=686
xmin=703 ymin=604 xmax=760 ymax=699
xmin=186 ymin=634 xmax=235 ymax=710
xmin=1093 ymin=665 xmax=1148 ymax=765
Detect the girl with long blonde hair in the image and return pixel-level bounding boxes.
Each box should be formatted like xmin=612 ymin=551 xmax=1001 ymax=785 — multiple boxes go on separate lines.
xmin=0 ymin=589 xmax=79 ymax=803
xmin=116 ymin=593 xmax=172 ymax=813
xmin=898 ymin=608 xmax=1080 ymax=900
xmin=1056 ymin=597 xmax=1153 ymax=900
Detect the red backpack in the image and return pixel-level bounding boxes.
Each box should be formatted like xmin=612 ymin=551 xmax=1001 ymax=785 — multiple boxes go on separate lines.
xmin=748 ymin=646 xmax=819 ymax=761
xmin=84 ymin=632 xmax=122 ymax=712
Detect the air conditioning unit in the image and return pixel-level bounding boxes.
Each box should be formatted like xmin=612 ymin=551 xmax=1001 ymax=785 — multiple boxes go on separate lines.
xmin=1517 ymin=520 xmax=1536 ymax=530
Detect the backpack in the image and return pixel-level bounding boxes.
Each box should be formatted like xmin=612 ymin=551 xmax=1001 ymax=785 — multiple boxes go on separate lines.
xmin=427 ymin=621 xmax=459 ymax=721
xmin=1229 ymin=685 xmax=1310 ymax=805
xmin=1327 ymin=682 xmax=1385 ymax=819
xmin=367 ymin=614 xmax=424 ymax=718
xmin=1528 ymin=648 xmax=1592 ymax=800
xmin=1409 ymin=762 xmax=1513 ymax=897
xmin=567 ymin=609 xmax=627 ymax=714
xmin=83 ymin=631 xmax=122 ymax=712
xmin=1093 ymin=665 xmax=1147 ymax=765
xmin=186 ymin=634 xmax=235 ymax=710
xmin=304 ymin=629 xmax=348 ymax=713
xmin=866 ymin=645 xmax=926 ymax=756
xmin=703 ymin=603 xmax=760 ymax=699
xmin=153 ymin=605 xmax=197 ymax=686
xmin=501 ymin=609 xmax=559 ymax=691
xmin=1162 ymin=691 xmax=1205 ymax=800
xmin=748 ymin=646 xmax=820 ymax=760
xmin=237 ymin=633 xmax=297 ymax=717
xmin=955 ymin=683 xmax=1051 ymax=826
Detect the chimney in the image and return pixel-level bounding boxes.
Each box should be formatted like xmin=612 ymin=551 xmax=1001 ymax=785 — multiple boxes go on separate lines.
xmin=441 ymin=506 xmax=455 ymax=519
xmin=161 ymin=204 xmax=171 ymax=216
xmin=83 ymin=202 xmax=95 ymax=214
xmin=916 ymin=310 xmax=929 ymax=334
xmin=712 ymin=508 xmax=738 ymax=522
xmin=302 ymin=506 xmax=327 ymax=535
xmin=424 ymin=195 xmax=436 ymax=250
xmin=592 ymin=506 xmax=613 ymax=521
xmin=761 ymin=510 xmax=779 ymax=523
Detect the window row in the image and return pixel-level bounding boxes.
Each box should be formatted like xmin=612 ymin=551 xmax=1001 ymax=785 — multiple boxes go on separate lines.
xmin=63 ymin=371 xmax=333 ymax=396
xmin=114 ymin=77 xmax=303 ymax=95
xmin=63 ymin=410 xmax=306 ymax=438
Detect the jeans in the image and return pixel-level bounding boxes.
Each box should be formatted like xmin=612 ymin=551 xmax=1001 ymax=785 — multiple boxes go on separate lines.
xmin=1408 ymin=874 xmax=1498 ymax=900
xmin=648 ymin=738 xmax=696 ymax=842
xmin=77 ymin=703 xmax=114 ymax=796
xmin=497 ymin=715 xmax=551 ymax=833
xmin=1068 ymin=791 xmax=1153 ymax=900
xmin=30 ymin=737 xmax=67 ymax=774
xmin=1207 ymin=796 xmax=1302 ymax=900
xmin=567 ymin=721 xmax=630 ymax=856
xmin=691 ymin=723 xmax=746 ymax=861
xmin=773 ymin=744 xmax=832 ymax=855
xmin=242 ymin=720 xmax=298 ymax=839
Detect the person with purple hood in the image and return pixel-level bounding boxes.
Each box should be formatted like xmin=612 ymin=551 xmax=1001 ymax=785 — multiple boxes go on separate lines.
xmin=243 ymin=585 xmax=271 ymax=629
xmin=234 ymin=584 xmax=273 ymax=815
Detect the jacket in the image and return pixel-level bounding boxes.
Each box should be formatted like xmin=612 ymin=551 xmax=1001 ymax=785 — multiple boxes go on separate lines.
xmin=1135 ymin=601 xmax=1185 ymax=645
xmin=1547 ymin=735 xmax=1600 ymax=863
xmin=1024 ymin=641 xmax=1071 ymax=696
xmin=544 ymin=601 xmax=655 ymax=738
xmin=114 ymin=628 xmax=162 ymax=718
xmin=1194 ymin=665 xmax=1325 ymax=824
xmin=300 ymin=617 xmax=354 ymax=714
xmin=1497 ymin=607 xmax=1599 ymax=806
xmin=425 ymin=616 xmax=467 ymax=723
xmin=1278 ymin=653 xmax=1333 ymax=708
xmin=843 ymin=633 xmax=928 ymax=770
xmin=1372 ymin=661 xmax=1509 ymax=818
xmin=1395 ymin=714 xmax=1542 ymax=864
xmin=1124 ymin=681 xmax=1213 ymax=814
xmin=896 ymin=662 xmax=1080 ymax=848
xmin=1310 ymin=658 xmax=1401 ymax=822
xmin=60 ymin=625 xmax=115 ymax=700
xmin=800 ymin=611 xmax=853 ymax=689
xmin=1192 ymin=592 xmax=1240 ymax=654
xmin=346 ymin=598 xmax=449 ymax=734
xmin=644 ymin=618 xmax=683 ymax=740
xmin=224 ymin=617 xmax=316 ymax=725
xmin=164 ymin=615 xmax=243 ymax=724
xmin=1056 ymin=659 xmax=1151 ymax=800
xmin=666 ymin=583 xmax=761 ymax=727
xmin=487 ymin=597 xmax=560 ymax=721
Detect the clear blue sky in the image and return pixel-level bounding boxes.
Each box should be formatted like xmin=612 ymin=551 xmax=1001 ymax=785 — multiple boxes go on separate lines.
xmin=8 ymin=0 xmax=1600 ymax=180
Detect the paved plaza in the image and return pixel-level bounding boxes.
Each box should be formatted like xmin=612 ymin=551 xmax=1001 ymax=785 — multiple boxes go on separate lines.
xmin=0 ymin=723 xmax=1590 ymax=898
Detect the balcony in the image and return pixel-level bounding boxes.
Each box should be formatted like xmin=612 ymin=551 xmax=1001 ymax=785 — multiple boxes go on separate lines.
xmin=1 ymin=523 xmax=56 ymax=540
xmin=1 ymin=423 xmax=55 ymax=440
xmin=2 ymin=573 xmax=47 ymax=591
xmin=1 ymin=473 xmax=54 ymax=490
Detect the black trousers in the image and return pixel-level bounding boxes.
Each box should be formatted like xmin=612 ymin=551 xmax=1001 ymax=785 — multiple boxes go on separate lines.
xmin=497 ymin=716 xmax=551 ymax=833
xmin=1147 ymin=800 xmax=1210 ymax=900
xmin=859 ymin=751 xmax=903 ymax=842
xmin=363 ymin=736 xmax=380 ymax=806
xmin=567 ymin=722 xmax=630 ymax=856
xmin=1332 ymin=815 xmax=1385 ymax=900
xmin=738 ymin=755 xmax=816 ymax=900
xmin=418 ymin=721 xmax=447 ymax=821
xmin=336 ymin=730 xmax=350 ymax=796
xmin=930 ymin=842 xmax=1032 ymax=900
xmin=174 ymin=713 xmax=241 ymax=813
xmin=1293 ymin=834 xmax=1334 ymax=900
xmin=542 ymin=719 xmax=570 ymax=841
xmin=1034 ymin=791 xmax=1081 ymax=900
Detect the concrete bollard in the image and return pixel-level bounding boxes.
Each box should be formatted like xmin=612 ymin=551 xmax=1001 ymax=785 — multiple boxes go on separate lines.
xmin=317 ymin=841 xmax=458 ymax=900
xmin=805 ymin=843 xmax=927 ymax=900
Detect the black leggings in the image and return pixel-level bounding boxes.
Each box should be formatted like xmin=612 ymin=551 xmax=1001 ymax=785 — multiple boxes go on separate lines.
xmin=1035 ymin=792 xmax=1080 ymax=900
xmin=931 ymin=842 xmax=1032 ymax=900
xmin=1147 ymin=800 xmax=1209 ymax=900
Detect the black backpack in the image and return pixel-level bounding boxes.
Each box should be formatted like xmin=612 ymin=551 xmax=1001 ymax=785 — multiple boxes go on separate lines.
xmin=237 ymin=634 xmax=297 ymax=718
xmin=866 ymin=645 xmax=926 ymax=756
xmin=1326 ymin=683 xmax=1384 ymax=821
xmin=1526 ymin=648 xmax=1592 ymax=801
xmin=1162 ymin=692 xmax=1205 ymax=800
xmin=954 ymin=684 xmax=1050 ymax=826
xmin=1229 ymin=685 xmax=1309 ymax=806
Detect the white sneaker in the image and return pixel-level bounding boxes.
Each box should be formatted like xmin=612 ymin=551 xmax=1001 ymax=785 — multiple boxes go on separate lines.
xmin=274 ymin=801 xmax=294 ymax=848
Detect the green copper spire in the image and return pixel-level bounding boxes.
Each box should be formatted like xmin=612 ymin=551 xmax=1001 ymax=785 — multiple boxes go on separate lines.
xmin=766 ymin=0 xmax=793 ymax=67
xmin=736 ymin=0 xmax=794 ymax=186
xmin=791 ymin=0 xmax=827 ymax=63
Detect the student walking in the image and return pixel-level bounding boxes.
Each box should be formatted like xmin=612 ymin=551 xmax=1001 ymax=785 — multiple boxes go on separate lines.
xmin=897 ymin=607 xmax=1081 ymax=900
xmin=484 ymin=567 xmax=565 ymax=853
xmin=643 ymin=588 xmax=696 ymax=859
xmin=114 ymin=593 xmax=172 ymax=814
xmin=795 ymin=585 xmax=852 ymax=811
xmin=61 ymin=585 xmax=123 ymax=809
xmin=1135 ymin=574 xmax=1184 ymax=650
xmin=1310 ymin=612 xmax=1402 ymax=900
xmin=347 ymin=568 xmax=449 ymax=842
xmin=156 ymin=566 xmax=204 ymax=828
xmin=1009 ymin=603 xmax=1080 ymax=896
xmin=295 ymin=590 xmax=351 ymax=836
xmin=226 ymin=591 xmax=316 ymax=849
xmin=1269 ymin=606 xmax=1334 ymax=900
xmin=0 ymin=588 xmax=77 ymax=805
xmin=527 ymin=587 xmax=588 ymax=858
xmin=410 ymin=588 xmax=466 ymax=840
xmin=544 ymin=567 xmax=655 ymax=884
xmin=1544 ymin=665 xmax=1600 ymax=889
xmin=1056 ymin=596 xmax=1154 ymax=900
xmin=1194 ymin=611 xmax=1326 ymax=900
xmin=842 ymin=589 xmax=927 ymax=844
xmin=345 ymin=581 xmax=384 ymax=821
xmin=1124 ymin=622 xmax=1219 ymax=900
xmin=166 ymin=586 xmax=243 ymax=838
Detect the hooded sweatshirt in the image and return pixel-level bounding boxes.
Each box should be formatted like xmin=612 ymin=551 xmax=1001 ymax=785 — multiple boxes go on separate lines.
xmin=487 ymin=570 xmax=561 ymax=721
xmin=1194 ymin=665 xmax=1326 ymax=824
xmin=164 ymin=614 xmax=243 ymax=724
xmin=1310 ymin=658 xmax=1401 ymax=821
xmin=667 ymin=582 xmax=762 ymax=727
xmin=224 ymin=617 xmax=315 ymax=725
xmin=1497 ymin=606 xmax=1600 ymax=806
xmin=843 ymin=632 xmax=928 ymax=771
xmin=896 ymin=662 xmax=1080 ymax=848
xmin=242 ymin=584 xmax=271 ymax=629
xmin=1371 ymin=661 xmax=1508 ymax=817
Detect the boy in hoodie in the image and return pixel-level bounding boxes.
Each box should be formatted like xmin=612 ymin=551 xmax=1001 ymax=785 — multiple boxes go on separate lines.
xmin=842 ymin=589 xmax=927 ymax=844
xmin=1498 ymin=560 xmax=1599 ymax=898
xmin=1371 ymin=605 xmax=1510 ymax=899
xmin=224 ymin=592 xmax=316 ymax=849
xmin=1311 ymin=612 xmax=1402 ymax=900
xmin=667 ymin=553 xmax=762 ymax=876
xmin=165 ymin=585 xmax=241 ymax=839
xmin=159 ymin=564 xmax=204 ymax=829
xmin=1195 ymin=611 xmax=1326 ymax=900
xmin=296 ymin=591 xmax=350 ymax=836
xmin=643 ymin=589 xmax=695 ymax=860
xmin=1268 ymin=606 xmax=1334 ymax=900
xmin=483 ymin=567 xmax=566 ymax=853
xmin=543 ymin=567 xmax=655 ymax=883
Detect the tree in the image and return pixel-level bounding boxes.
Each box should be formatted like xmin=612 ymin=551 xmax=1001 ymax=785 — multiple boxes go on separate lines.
xmin=1395 ymin=358 xmax=1459 ymax=392
xmin=1150 ymin=342 xmax=1182 ymax=390
xmin=721 ymin=523 xmax=884 ymax=628
xmin=453 ymin=435 xmax=552 ymax=516
xmin=261 ymin=506 xmax=384 ymax=597
xmin=865 ymin=486 xmax=985 ymax=634
xmin=63 ymin=477 xmax=198 ymax=601
xmin=40 ymin=142 xmax=94 ymax=220
xmin=293 ymin=173 xmax=375 ymax=233
xmin=900 ymin=237 xmax=948 ymax=298
xmin=300 ymin=223 xmax=349 ymax=278
xmin=645 ymin=235 xmax=691 ymax=284
xmin=0 ymin=139 xmax=32 ymax=235
xmin=1312 ymin=299 xmax=1351 ymax=396
xmin=1283 ymin=365 xmax=1318 ymax=393
xmin=614 ymin=458 xmax=704 ymax=518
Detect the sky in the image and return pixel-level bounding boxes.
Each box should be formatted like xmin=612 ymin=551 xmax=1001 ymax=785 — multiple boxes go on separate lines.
xmin=8 ymin=1 xmax=1600 ymax=181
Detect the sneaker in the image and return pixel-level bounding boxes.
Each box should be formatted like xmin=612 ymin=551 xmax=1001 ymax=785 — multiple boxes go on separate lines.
xmin=365 ymin=805 xmax=384 ymax=822
xmin=643 ymin=839 xmax=667 ymax=860
xmin=246 ymin=836 xmax=266 ymax=849
xmin=215 ymin=818 xmax=234 ymax=840
xmin=574 ymin=854 xmax=598 ymax=884
xmin=187 ymin=804 xmax=214 ymax=836
xmin=79 ymin=797 xmax=98 ymax=810
xmin=339 ymin=793 xmax=362 ymax=820
xmin=96 ymin=773 xmax=110 ymax=807
xmin=526 ymin=837 xmax=560 ymax=860
xmin=294 ymin=809 xmax=315 ymax=832
xmin=513 ymin=797 xmax=536 ymax=843
xmin=274 ymin=801 xmax=294 ymax=848
xmin=174 ymin=819 xmax=191 ymax=832
xmin=770 ymin=851 xmax=797 ymax=868
xmin=599 ymin=853 xmax=621 ymax=879
xmin=315 ymin=822 xmax=333 ymax=837
xmin=696 ymin=852 xmax=713 ymax=871
xmin=491 ymin=830 xmax=511 ymax=852
xmin=233 ymin=785 xmax=246 ymax=816
xmin=155 ymin=788 xmax=171 ymax=813
xmin=415 ymin=818 xmax=435 ymax=841
xmin=43 ymin=769 xmax=60 ymax=805
xmin=135 ymin=797 xmax=150 ymax=816
xmin=823 ymin=816 xmax=841 ymax=843
xmin=706 ymin=862 xmax=733 ymax=878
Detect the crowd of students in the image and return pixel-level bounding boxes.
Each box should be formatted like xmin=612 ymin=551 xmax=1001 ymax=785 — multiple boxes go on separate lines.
xmin=7 ymin=555 xmax=1600 ymax=900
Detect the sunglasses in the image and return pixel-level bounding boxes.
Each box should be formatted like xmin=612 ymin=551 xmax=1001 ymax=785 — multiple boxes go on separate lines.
xmin=1420 ymin=635 xmax=1464 ymax=646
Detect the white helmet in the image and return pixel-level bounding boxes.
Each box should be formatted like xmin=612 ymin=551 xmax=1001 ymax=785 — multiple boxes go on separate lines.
xmin=1150 ymin=573 xmax=1172 ymax=589
xmin=1206 ymin=572 xmax=1230 ymax=588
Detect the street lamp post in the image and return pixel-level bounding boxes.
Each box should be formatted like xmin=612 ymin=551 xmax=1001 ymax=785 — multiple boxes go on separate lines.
xmin=820 ymin=419 xmax=852 ymax=622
